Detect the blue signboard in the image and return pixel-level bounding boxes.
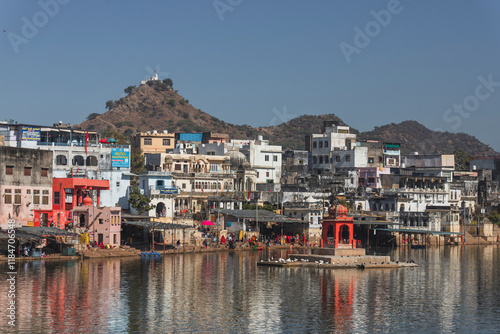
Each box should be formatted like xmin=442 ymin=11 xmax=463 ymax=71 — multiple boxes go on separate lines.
xmin=111 ymin=148 xmax=130 ymax=168
xmin=21 ymin=127 xmax=41 ymax=141
xmin=159 ymin=188 xmax=178 ymax=195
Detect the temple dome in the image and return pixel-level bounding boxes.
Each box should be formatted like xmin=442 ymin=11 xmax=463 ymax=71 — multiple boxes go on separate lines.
xmin=224 ymin=150 xmax=247 ymax=169
xmin=328 ymin=204 xmax=348 ymax=216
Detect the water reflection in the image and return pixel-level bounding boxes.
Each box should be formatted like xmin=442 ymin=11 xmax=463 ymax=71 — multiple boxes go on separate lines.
xmin=1 ymin=246 xmax=499 ymax=333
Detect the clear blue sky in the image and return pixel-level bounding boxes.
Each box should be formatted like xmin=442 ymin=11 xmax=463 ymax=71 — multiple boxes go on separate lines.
xmin=1 ymin=0 xmax=500 ymax=151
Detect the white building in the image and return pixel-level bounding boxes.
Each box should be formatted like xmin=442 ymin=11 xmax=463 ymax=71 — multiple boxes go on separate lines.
xmin=236 ymin=136 xmax=282 ymax=185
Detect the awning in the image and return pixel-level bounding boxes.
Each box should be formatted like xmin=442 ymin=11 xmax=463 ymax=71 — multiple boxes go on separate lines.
xmin=216 ymin=209 xmax=309 ymax=224
xmin=375 ymin=228 xmax=464 ymax=236
xmin=122 ymin=221 xmax=191 ymax=229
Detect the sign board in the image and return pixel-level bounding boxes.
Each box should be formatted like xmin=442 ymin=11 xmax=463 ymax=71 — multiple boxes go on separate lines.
xmin=111 ymin=148 xmax=130 ymax=168
xmin=21 ymin=127 xmax=41 ymax=141
xmin=159 ymin=188 xmax=178 ymax=195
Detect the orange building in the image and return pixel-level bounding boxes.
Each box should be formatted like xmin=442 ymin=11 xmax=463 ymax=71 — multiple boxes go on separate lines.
xmin=33 ymin=177 xmax=109 ymax=228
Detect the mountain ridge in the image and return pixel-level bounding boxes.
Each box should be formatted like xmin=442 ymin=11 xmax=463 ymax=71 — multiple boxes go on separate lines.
xmin=75 ymin=81 xmax=499 ymax=157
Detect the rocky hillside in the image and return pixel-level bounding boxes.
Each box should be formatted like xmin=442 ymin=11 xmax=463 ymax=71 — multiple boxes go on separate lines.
xmin=75 ymin=81 xmax=498 ymax=156
xmin=357 ymin=121 xmax=498 ymax=156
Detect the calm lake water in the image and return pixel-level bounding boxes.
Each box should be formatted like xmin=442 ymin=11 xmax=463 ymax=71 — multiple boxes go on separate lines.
xmin=1 ymin=246 xmax=500 ymax=333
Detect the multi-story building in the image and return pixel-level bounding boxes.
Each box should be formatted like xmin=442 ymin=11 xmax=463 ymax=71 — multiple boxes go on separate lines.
xmin=132 ymin=130 xmax=175 ymax=154
xmin=236 ymin=136 xmax=282 ymax=187
xmin=0 ymin=147 xmax=53 ymax=228
xmin=0 ymin=122 xmax=131 ymax=208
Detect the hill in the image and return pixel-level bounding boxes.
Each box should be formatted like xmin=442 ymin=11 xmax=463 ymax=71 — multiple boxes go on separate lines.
xmin=357 ymin=121 xmax=498 ymax=156
xmin=75 ymin=81 xmax=498 ymax=156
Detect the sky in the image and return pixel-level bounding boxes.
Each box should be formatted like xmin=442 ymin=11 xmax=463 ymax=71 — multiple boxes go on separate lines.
xmin=1 ymin=0 xmax=500 ymax=151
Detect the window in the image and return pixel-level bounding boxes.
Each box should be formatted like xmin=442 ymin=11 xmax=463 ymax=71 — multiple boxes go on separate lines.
xmin=72 ymin=155 xmax=84 ymax=166
xmin=175 ymin=164 xmax=181 ymax=171
xmin=273 ymin=155 xmax=278 ymax=162
xmin=99 ymin=219 xmax=103 ymax=225
xmin=42 ymin=190 xmax=49 ymax=205
xmin=335 ymin=155 xmax=340 ymax=162
xmin=319 ymin=141 xmax=323 ymax=148
xmin=319 ymin=156 xmax=323 ymax=164
xmin=266 ymin=172 xmax=270 ymax=177
xmin=86 ymin=156 xmax=98 ymax=166
xmin=346 ymin=155 xmax=351 ymax=162
xmin=144 ymin=138 xmax=152 ymax=145
xmin=14 ymin=189 xmax=21 ymax=204
xmin=163 ymin=139 xmax=171 ymax=146
xmin=324 ymin=141 xmax=328 ymax=147
xmin=27 ymin=190 xmax=31 ymax=194
xmin=116 ymin=182 xmax=120 ymax=187
xmin=265 ymin=155 xmax=269 ymax=161
xmin=34 ymin=190 xmax=40 ymax=205
xmin=4 ymin=189 xmax=12 ymax=204
xmin=41 ymin=168 xmax=49 ymax=177
xmin=312 ymin=156 xmax=317 ymax=164
xmin=182 ymin=183 xmax=186 ymax=189
xmin=6 ymin=166 xmax=13 ymax=175
xmin=313 ymin=141 xmax=317 ymax=149
xmin=24 ymin=167 xmax=32 ymax=176
xmin=54 ymin=191 xmax=60 ymax=205
xmin=56 ymin=155 xmax=67 ymax=166
xmin=368 ymin=157 xmax=374 ymax=164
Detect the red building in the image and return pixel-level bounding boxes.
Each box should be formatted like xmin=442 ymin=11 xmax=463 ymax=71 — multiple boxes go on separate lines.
xmin=34 ymin=178 xmax=109 ymax=228
xmin=322 ymin=205 xmax=354 ymax=249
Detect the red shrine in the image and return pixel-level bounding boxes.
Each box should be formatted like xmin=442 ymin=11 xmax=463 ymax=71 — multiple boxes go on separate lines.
xmin=321 ymin=204 xmax=355 ymax=249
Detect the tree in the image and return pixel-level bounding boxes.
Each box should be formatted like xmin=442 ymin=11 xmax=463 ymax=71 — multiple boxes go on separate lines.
xmin=128 ymin=186 xmax=156 ymax=215
xmin=105 ymin=100 xmax=115 ymax=110
xmin=86 ymin=113 xmax=100 ymax=121
xmin=124 ymin=85 xmax=136 ymax=94
xmin=454 ymin=149 xmax=472 ymax=170
xmin=168 ymin=99 xmax=176 ymax=107
xmin=163 ymin=78 xmax=173 ymax=87
xmin=131 ymin=146 xmax=145 ymax=180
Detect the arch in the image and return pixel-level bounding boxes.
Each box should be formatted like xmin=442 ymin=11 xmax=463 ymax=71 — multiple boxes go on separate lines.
xmin=327 ymin=224 xmax=334 ymax=238
xmin=86 ymin=155 xmax=98 ymax=166
xmin=340 ymin=224 xmax=350 ymax=243
xmin=72 ymin=155 xmax=85 ymax=166
xmin=156 ymin=202 xmax=166 ymax=217
xmin=56 ymin=155 xmax=67 ymax=166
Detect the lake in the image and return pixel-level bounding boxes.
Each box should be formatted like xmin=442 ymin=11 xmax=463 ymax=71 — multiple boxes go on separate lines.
xmin=1 ymin=246 xmax=500 ymax=333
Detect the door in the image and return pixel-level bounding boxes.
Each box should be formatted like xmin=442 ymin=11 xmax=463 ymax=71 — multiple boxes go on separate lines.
xmin=98 ymin=233 xmax=104 ymax=244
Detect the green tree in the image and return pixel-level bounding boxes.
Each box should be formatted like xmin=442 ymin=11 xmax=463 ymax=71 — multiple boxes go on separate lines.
xmin=488 ymin=210 xmax=500 ymax=225
xmin=86 ymin=113 xmax=100 ymax=120
xmin=131 ymin=147 xmax=145 ymax=176
xmin=124 ymin=85 xmax=136 ymax=94
xmin=454 ymin=149 xmax=472 ymax=170
xmin=105 ymin=100 xmax=115 ymax=110
xmin=168 ymin=99 xmax=176 ymax=107
xmin=163 ymin=78 xmax=173 ymax=87
xmin=128 ymin=186 xmax=156 ymax=215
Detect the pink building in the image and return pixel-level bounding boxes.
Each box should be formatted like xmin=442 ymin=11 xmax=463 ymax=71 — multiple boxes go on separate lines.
xmin=73 ymin=198 xmax=121 ymax=247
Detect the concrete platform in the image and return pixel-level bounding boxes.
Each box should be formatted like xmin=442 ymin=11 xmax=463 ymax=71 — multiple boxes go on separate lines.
xmin=312 ymin=248 xmax=366 ymax=256
xmin=288 ymin=254 xmax=390 ymax=266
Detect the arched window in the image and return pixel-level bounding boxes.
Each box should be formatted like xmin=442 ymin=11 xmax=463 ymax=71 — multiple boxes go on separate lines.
xmin=72 ymin=155 xmax=84 ymax=166
xmin=56 ymin=155 xmax=67 ymax=166
xmin=86 ymin=156 xmax=98 ymax=166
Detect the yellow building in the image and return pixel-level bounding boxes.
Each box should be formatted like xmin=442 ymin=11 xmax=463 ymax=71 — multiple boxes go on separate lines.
xmin=132 ymin=130 xmax=175 ymax=154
